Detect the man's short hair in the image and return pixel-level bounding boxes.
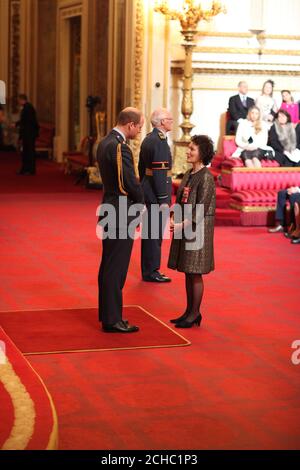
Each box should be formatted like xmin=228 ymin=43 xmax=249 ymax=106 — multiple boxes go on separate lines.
xmin=117 ymin=108 xmax=142 ymax=126
xmin=18 ymin=93 xmax=28 ymax=101
xmin=238 ymin=81 xmax=247 ymax=88
xmin=150 ymin=108 xmax=170 ymax=127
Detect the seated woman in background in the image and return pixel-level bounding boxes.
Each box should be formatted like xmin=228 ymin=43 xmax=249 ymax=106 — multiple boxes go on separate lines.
xmin=280 ymin=90 xmax=299 ymax=124
xmin=232 ymin=105 xmax=274 ymax=168
xmin=268 ymin=110 xmax=300 ymax=167
xmin=256 ymin=79 xmax=278 ymax=128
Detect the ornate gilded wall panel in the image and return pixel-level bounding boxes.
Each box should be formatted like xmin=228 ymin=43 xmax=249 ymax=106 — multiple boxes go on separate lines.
xmin=37 ymin=0 xmax=57 ymax=123
xmin=9 ymin=0 xmax=21 ymax=113
xmin=132 ymin=0 xmax=144 ymax=158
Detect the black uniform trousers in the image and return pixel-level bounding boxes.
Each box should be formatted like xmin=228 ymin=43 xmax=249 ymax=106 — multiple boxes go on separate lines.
xmin=141 ymin=205 xmax=167 ymax=278
xmin=98 ymin=231 xmax=134 ymax=325
xmin=21 ymin=136 xmax=36 ymax=173
xmin=275 ymin=190 xmax=300 ymax=224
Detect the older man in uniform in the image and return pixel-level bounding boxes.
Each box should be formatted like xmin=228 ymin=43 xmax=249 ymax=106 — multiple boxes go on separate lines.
xmin=97 ymin=107 xmax=144 ymax=333
xmin=139 ymin=108 xmax=173 ymax=283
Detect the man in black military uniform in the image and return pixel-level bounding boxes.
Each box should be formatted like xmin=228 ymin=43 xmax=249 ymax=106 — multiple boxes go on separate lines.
xmin=97 ymin=107 xmax=145 ymax=333
xmin=16 ymin=94 xmax=39 ymax=175
xmin=139 ymin=108 xmax=173 ymax=283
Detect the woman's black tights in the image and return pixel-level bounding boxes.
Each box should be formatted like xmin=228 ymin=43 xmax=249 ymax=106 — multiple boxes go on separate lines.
xmin=184 ymin=273 xmax=204 ymax=320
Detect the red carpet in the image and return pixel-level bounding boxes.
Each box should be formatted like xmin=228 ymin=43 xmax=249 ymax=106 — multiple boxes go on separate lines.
xmin=1 ymin=153 xmax=300 ymax=449
xmin=0 ymin=306 xmax=189 ymax=355
xmin=0 ymin=327 xmax=58 ymax=450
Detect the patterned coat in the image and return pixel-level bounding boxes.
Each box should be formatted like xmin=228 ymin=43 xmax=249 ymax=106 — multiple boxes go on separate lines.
xmin=168 ymin=167 xmax=216 ymax=274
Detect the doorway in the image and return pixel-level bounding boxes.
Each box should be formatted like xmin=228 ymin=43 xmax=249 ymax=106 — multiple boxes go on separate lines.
xmin=68 ymin=15 xmax=81 ymax=151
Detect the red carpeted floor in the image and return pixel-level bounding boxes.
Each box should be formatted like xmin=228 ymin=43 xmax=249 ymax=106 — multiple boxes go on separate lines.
xmin=0 ymin=306 xmax=189 ymax=354
xmin=1 ymin=152 xmax=300 ymax=449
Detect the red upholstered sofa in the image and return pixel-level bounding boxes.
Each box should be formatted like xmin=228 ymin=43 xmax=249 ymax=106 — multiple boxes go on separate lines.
xmin=220 ymin=135 xmax=300 ymax=225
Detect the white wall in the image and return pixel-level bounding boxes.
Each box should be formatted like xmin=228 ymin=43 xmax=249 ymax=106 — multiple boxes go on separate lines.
xmin=145 ymin=0 xmax=300 ymax=152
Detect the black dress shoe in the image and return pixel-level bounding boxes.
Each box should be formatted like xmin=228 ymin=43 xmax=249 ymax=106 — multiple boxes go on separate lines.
xmin=175 ymin=314 xmax=202 ymax=329
xmin=268 ymin=225 xmax=284 ymax=233
xmin=143 ymin=273 xmax=171 ymax=283
xmin=158 ymin=272 xmax=172 ymax=282
xmin=291 ymin=237 xmax=300 ymax=244
xmin=170 ymin=312 xmax=189 ymax=324
xmin=102 ymin=320 xmax=139 ymax=333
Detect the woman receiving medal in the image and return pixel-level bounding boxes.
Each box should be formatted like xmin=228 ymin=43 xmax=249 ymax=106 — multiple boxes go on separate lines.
xmin=168 ymin=135 xmax=216 ymax=329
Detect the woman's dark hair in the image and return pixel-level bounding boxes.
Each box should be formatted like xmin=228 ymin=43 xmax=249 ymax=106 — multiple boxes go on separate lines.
xmin=191 ymin=135 xmax=215 ymax=166
xmin=262 ymin=79 xmax=275 ymax=96
xmin=276 ymin=109 xmax=292 ymax=123
xmin=281 ymin=90 xmax=294 ymax=102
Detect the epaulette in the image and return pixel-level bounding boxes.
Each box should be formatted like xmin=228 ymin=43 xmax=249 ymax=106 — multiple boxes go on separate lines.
xmin=115 ymin=134 xmax=123 ymax=143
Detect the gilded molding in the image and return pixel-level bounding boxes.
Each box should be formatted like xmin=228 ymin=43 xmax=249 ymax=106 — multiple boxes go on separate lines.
xmin=132 ymin=0 xmax=144 ymax=159
xmin=9 ymin=0 xmax=21 ymax=113
xmin=173 ymin=59 xmax=300 ymax=68
xmin=197 ymin=31 xmax=300 ymax=40
xmin=221 ymin=167 xmax=300 ymax=176
xmin=194 ymin=46 xmax=300 ymax=56
xmin=230 ymin=203 xmax=275 ymax=213
xmin=229 ymin=167 xmax=300 ymax=173
xmin=171 ymin=66 xmax=300 ymax=76
xmin=61 ymin=5 xmax=82 ymax=18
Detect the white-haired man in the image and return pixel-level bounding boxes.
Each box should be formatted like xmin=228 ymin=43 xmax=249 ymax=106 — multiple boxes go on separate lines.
xmin=138 ymin=108 xmax=173 ymax=282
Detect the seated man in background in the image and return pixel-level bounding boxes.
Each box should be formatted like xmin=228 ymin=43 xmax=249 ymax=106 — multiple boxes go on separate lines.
xmin=269 ymin=186 xmax=300 ymax=237
xmin=226 ymin=81 xmax=255 ymax=135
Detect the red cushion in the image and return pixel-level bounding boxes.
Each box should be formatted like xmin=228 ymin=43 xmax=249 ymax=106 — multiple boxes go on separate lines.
xmin=222 ymin=158 xmax=244 ymax=168
xmin=211 ymin=154 xmax=224 ymax=169
xmin=223 ymin=139 xmax=237 ymax=158
xmin=230 ymin=189 xmax=278 ymax=206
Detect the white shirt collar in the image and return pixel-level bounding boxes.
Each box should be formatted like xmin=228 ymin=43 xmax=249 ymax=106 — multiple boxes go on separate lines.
xmin=156 ymin=127 xmax=167 ymax=137
xmin=113 ymin=127 xmax=126 ymax=142
xmin=239 ymin=93 xmax=247 ymax=101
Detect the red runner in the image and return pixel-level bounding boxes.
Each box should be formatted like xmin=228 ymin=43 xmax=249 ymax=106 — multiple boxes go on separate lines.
xmin=0 ymin=306 xmax=190 ymax=355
